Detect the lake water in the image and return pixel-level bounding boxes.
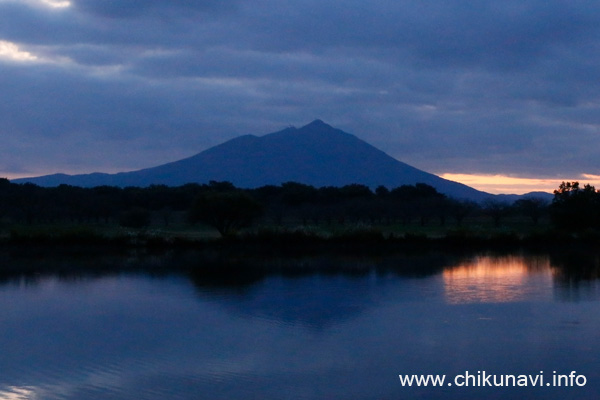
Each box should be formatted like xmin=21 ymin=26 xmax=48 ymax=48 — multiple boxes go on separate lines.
xmin=0 ymin=249 xmax=599 ymax=399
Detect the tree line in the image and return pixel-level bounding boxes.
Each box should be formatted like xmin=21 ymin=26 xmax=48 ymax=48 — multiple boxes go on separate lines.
xmin=0 ymin=177 xmax=597 ymax=236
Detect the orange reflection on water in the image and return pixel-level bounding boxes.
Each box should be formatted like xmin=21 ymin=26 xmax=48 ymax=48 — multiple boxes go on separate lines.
xmin=443 ymin=256 xmax=552 ymax=304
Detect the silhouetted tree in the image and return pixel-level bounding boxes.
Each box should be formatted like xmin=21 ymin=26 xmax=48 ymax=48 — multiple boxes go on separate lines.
xmin=0 ymin=178 xmax=10 ymax=221
xmin=483 ymin=199 xmax=509 ymax=227
xmin=550 ymin=181 xmax=600 ymax=230
xmin=189 ymin=191 xmax=263 ymax=236
xmin=119 ymin=207 xmax=151 ymax=229
xmin=253 ymin=185 xmax=286 ymax=225
xmin=281 ymin=182 xmax=318 ymax=206
xmin=339 ymin=184 xmax=373 ymax=199
xmin=514 ymin=197 xmax=548 ymax=225
xmin=158 ymin=207 xmax=173 ymax=227
xmin=208 ymin=180 xmax=236 ymax=192
xmin=88 ymin=185 xmax=121 ymax=223
xmin=375 ymin=185 xmax=389 ymax=197
xmin=448 ymin=199 xmax=478 ymax=226
xmin=388 ymin=183 xmax=445 ymax=226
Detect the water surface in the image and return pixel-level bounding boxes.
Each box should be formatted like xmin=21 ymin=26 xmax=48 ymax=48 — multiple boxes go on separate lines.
xmin=0 ymin=250 xmax=599 ymax=399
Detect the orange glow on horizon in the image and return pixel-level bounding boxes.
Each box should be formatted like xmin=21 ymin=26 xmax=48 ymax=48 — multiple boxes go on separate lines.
xmin=2 ymin=173 xmax=33 ymax=181
xmin=2 ymin=167 xmax=131 ymax=181
xmin=4 ymin=169 xmax=600 ymax=194
xmin=440 ymin=173 xmax=600 ymax=195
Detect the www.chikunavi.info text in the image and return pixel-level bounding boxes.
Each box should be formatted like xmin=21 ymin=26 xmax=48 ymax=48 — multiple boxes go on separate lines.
xmin=399 ymin=371 xmax=586 ymax=387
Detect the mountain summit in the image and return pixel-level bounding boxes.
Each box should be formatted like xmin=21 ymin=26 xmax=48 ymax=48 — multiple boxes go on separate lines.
xmin=14 ymin=120 xmax=491 ymax=200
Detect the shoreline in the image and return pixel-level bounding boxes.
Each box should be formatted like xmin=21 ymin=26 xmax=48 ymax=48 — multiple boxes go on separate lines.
xmin=0 ymin=231 xmax=597 ymax=286
xmin=1 ymin=227 xmax=598 ymax=254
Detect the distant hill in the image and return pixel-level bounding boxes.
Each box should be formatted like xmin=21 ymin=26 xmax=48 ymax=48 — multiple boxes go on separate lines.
xmin=497 ymin=191 xmax=554 ymax=203
xmin=13 ymin=120 xmax=549 ymax=202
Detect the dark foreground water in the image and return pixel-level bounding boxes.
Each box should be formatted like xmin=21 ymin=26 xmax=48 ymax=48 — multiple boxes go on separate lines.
xmin=0 ymin=250 xmax=599 ymax=399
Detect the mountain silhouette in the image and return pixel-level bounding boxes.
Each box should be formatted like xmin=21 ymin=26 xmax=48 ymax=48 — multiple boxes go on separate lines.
xmin=15 ymin=120 xmax=495 ymax=200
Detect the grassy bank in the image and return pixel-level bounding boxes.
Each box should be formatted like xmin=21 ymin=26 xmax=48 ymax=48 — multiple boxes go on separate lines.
xmin=1 ymin=220 xmax=597 ymax=255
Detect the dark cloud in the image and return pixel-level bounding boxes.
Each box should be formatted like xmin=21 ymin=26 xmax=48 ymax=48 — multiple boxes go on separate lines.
xmin=1 ymin=0 xmax=600 ymax=182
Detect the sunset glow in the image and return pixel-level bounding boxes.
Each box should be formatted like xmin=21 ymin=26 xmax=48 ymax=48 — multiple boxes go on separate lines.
xmin=440 ymin=173 xmax=600 ymax=195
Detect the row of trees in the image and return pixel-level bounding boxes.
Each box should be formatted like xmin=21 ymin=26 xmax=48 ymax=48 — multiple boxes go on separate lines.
xmin=0 ymin=178 xmax=201 ymax=226
xmin=0 ymin=178 xmax=596 ymax=236
xmin=189 ymin=183 xmax=555 ymax=235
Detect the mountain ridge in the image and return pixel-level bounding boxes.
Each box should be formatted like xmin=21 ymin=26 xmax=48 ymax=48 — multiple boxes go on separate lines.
xmin=12 ymin=120 xmax=550 ymax=202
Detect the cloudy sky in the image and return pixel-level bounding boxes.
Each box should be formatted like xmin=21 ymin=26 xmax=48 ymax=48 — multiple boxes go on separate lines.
xmin=1 ymin=0 xmax=600 ymax=193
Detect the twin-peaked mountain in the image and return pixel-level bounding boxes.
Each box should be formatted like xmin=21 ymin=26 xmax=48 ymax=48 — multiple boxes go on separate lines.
xmin=15 ymin=120 xmax=497 ymax=201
